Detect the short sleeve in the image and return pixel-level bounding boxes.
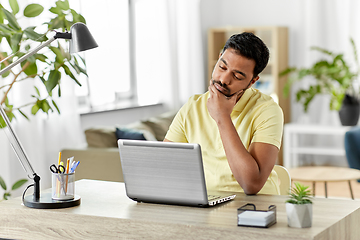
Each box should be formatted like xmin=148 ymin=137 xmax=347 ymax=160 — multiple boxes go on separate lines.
xmin=251 ymin=102 xmax=284 ymax=149
xmin=164 ymin=101 xmax=189 ymax=143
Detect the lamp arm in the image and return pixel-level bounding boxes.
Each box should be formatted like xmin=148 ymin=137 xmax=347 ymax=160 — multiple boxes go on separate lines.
xmin=0 ymin=102 xmax=41 ymax=200
xmin=0 ymin=37 xmax=56 ymax=76
xmin=0 ymin=105 xmax=35 ymax=176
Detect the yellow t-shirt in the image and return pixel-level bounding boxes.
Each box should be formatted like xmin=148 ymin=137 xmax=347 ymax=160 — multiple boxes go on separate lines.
xmin=165 ymin=88 xmax=284 ymax=195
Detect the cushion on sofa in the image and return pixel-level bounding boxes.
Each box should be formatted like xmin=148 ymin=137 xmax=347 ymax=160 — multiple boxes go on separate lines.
xmin=141 ymin=111 xmax=177 ymax=141
xmin=123 ymin=121 xmax=157 ymax=141
xmin=85 ymin=127 xmax=118 ymax=148
xmin=115 ymin=127 xmax=146 ymax=140
xmin=84 ymin=111 xmax=177 ymax=147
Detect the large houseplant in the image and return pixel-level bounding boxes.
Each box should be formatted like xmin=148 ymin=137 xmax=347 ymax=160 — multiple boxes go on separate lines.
xmin=281 ymin=38 xmax=360 ymax=125
xmin=0 ymin=0 xmax=87 ymax=127
xmin=285 ymin=182 xmax=313 ymax=228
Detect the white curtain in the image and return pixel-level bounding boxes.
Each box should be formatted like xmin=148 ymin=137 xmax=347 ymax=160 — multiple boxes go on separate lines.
xmin=166 ymin=0 xmax=205 ymax=109
xmin=292 ymin=0 xmax=360 ymax=125
xmin=135 ymin=0 xmax=205 ymax=110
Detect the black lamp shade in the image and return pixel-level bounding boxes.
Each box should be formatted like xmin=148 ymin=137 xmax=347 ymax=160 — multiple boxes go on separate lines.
xmin=69 ymin=22 xmax=98 ymax=54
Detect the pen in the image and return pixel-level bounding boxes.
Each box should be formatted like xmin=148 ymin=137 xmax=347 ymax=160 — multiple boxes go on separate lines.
xmin=70 ymin=161 xmax=80 ymax=173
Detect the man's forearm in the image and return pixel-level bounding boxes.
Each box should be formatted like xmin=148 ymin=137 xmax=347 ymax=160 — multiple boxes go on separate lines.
xmin=216 ymin=117 xmax=267 ymax=194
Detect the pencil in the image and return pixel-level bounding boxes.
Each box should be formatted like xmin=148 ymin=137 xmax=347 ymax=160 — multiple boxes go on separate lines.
xmin=65 ymin=158 xmax=70 ymax=193
xmin=58 ymin=152 xmax=62 ymax=165
xmin=56 ymin=152 xmax=62 ymax=197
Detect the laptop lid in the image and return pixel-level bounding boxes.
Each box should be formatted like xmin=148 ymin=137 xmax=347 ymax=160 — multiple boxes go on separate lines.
xmin=118 ymin=140 xmax=234 ymax=207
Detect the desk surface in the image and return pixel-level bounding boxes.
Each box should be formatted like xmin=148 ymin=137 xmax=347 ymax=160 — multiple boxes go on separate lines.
xmin=0 ymin=179 xmax=359 ymax=239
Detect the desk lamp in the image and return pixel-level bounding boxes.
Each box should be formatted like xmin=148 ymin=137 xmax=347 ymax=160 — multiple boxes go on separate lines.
xmin=0 ymin=22 xmax=98 ymax=209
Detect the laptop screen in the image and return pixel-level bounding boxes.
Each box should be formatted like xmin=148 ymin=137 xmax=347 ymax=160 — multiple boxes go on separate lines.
xmin=118 ymin=140 xmax=209 ymax=206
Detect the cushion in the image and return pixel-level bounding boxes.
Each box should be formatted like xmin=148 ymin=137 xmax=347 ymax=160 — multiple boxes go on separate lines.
xmin=123 ymin=121 xmax=157 ymax=141
xmin=141 ymin=111 xmax=176 ymax=141
xmin=85 ymin=127 xmax=117 ymax=148
xmin=115 ymin=127 xmax=146 ymax=140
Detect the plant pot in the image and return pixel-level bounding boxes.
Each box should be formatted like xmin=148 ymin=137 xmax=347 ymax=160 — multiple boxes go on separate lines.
xmin=286 ymin=203 xmax=312 ymax=228
xmin=339 ymin=94 xmax=360 ymax=126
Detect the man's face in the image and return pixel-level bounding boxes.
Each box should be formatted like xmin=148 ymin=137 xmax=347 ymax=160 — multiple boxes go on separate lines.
xmin=211 ymin=48 xmax=259 ymax=101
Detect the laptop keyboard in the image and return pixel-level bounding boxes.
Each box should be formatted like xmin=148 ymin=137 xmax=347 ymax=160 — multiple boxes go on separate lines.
xmin=208 ymin=195 xmax=221 ymax=201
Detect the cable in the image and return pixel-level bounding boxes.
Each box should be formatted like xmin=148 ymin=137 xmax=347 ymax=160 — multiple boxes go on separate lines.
xmin=22 ymin=183 xmax=34 ymax=204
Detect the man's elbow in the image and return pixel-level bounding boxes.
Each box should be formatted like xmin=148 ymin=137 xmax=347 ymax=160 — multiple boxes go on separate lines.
xmin=241 ymin=183 xmax=262 ymax=195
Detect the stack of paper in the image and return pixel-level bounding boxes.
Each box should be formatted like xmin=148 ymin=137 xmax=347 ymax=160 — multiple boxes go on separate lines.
xmin=238 ymin=210 xmax=275 ymax=227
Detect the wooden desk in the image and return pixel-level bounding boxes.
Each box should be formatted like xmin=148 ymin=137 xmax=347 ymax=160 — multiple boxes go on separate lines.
xmin=289 ymin=166 xmax=360 ymax=199
xmin=0 ymin=179 xmax=359 ymax=239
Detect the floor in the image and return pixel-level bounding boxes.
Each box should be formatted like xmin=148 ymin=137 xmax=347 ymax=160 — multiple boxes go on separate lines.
xmin=293 ymin=180 xmax=360 ymax=200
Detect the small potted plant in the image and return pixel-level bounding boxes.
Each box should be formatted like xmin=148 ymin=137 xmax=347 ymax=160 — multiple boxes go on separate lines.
xmin=285 ymin=182 xmax=313 ymax=228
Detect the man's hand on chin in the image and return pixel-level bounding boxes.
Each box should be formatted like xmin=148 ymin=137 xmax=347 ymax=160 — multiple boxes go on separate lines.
xmin=207 ymin=82 xmax=243 ymax=124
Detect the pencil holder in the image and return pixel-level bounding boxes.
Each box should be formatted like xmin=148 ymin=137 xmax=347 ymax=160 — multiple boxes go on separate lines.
xmin=51 ymin=172 xmax=75 ymax=200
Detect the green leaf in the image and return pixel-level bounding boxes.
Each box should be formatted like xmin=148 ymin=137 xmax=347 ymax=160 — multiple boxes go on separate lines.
xmin=71 ymin=9 xmax=86 ymax=24
xmin=52 ymin=100 xmax=60 ymax=114
xmin=49 ymin=7 xmax=62 ymax=15
xmin=70 ymin=58 xmax=87 ymax=76
xmin=10 ymin=32 xmax=22 ymax=52
xmin=2 ymin=8 xmax=20 ymax=30
xmin=9 ymin=0 xmax=19 ymax=15
xmin=62 ymin=64 xmax=80 ymax=85
xmin=31 ymin=103 xmax=40 ymax=115
xmin=56 ymin=0 xmax=70 ymax=11
xmin=35 ymin=53 xmax=47 ymax=62
xmin=3 ymin=192 xmax=10 ymax=200
xmin=49 ymin=46 xmax=64 ymax=64
xmin=23 ymin=4 xmax=44 ymax=18
xmin=0 ymin=176 xmax=6 ymax=190
xmin=40 ymin=100 xmax=51 ymax=113
xmin=58 ymin=84 xmax=61 ymax=97
xmin=286 ymin=182 xmax=313 ymax=204
xmin=11 ymin=179 xmax=27 ymax=190
xmin=24 ymin=27 xmax=47 ymax=42
xmin=34 ymin=86 xmax=40 ymax=97
xmin=0 ymin=4 xmax=5 ymax=24
xmin=46 ymin=70 xmax=61 ymax=93
xmin=0 ymin=23 xmax=14 ymax=33
xmin=18 ymin=109 xmax=29 ymax=120
xmin=21 ymin=60 xmax=37 ymax=77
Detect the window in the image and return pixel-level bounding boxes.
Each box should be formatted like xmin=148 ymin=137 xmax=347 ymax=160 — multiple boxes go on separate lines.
xmin=76 ymin=0 xmax=132 ymax=110
xmin=76 ymin=0 xmax=172 ymax=111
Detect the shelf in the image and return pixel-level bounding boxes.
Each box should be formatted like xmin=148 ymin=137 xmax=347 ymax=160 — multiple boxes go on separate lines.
xmin=289 ymin=147 xmax=345 ymax=156
xmin=283 ymin=123 xmax=350 ymax=168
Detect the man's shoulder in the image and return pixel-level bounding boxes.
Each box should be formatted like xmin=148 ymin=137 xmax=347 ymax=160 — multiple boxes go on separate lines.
xmin=188 ymin=92 xmax=208 ymax=102
xmin=250 ymin=88 xmax=280 ymax=108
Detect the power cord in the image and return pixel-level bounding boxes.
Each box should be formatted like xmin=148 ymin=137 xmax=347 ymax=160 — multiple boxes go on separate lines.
xmin=22 ymin=183 xmax=34 ymax=204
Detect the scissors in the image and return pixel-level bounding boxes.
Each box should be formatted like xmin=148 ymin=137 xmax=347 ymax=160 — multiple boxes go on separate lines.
xmin=50 ymin=164 xmax=65 ymax=174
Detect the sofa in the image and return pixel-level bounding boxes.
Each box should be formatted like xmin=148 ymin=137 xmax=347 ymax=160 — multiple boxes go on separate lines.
xmin=61 ymin=111 xmax=176 ymax=182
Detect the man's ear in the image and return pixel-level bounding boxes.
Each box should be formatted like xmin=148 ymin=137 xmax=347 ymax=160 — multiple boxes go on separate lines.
xmin=218 ymin=50 xmax=224 ymax=58
xmin=250 ymin=76 xmax=260 ymax=87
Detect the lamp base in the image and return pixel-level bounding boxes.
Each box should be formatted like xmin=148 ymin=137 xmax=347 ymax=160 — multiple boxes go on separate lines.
xmin=23 ymin=193 xmax=81 ymax=209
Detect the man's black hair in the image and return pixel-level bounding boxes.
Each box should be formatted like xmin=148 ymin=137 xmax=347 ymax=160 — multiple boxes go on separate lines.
xmin=222 ymin=32 xmax=269 ymax=78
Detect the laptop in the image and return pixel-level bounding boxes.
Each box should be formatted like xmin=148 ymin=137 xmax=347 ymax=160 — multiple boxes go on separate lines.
xmin=118 ymin=139 xmax=236 ymax=207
